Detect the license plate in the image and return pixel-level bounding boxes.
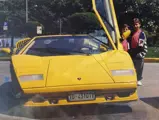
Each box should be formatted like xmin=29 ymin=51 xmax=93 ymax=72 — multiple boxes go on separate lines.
xmin=68 ymin=92 xmax=96 ymax=102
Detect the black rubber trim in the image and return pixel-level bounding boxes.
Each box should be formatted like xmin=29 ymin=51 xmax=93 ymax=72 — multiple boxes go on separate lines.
xmin=10 ymin=60 xmax=23 ymax=96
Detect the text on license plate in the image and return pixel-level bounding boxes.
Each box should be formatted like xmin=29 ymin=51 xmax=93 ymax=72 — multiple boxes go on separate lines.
xmin=68 ymin=92 xmax=96 ymax=102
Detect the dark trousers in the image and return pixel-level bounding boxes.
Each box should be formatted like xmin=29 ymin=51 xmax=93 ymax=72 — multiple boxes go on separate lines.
xmin=132 ymin=59 xmax=144 ymax=81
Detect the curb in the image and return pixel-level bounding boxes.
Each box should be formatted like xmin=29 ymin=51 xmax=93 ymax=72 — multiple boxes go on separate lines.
xmin=0 ymin=57 xmax=11 ymax=61
xmin=144 ymin=58 xmax=159 ymax=63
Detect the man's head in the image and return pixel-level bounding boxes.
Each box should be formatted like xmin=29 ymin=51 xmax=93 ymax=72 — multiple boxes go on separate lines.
xmin=133 ymin=18 xmax=141 ymax=31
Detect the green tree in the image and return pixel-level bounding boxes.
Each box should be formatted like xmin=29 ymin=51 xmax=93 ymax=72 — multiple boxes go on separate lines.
xmin=22 ymin=21 xmax=44 ymax=37
xmin=114 ymin=0 xmax=159 ymax=33
xmin=0 ymin=12 xmax=7 ymax=34
xmin=0 ymin=0 xmax=94 ymax=34
xmin=67 ymin=12 xmax=100 ymax=34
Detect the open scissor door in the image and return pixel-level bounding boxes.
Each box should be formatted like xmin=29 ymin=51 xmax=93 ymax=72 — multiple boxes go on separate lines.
xmin=92 ymin=0 xmax=123 ymax=50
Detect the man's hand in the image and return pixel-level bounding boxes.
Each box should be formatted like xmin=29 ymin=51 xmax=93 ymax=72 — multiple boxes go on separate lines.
xmin=136 ymin=53 xmax=143 ymax=59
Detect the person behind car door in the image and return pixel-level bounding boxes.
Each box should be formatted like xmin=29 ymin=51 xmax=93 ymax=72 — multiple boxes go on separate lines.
xmin=129 ymin=18 xmax=148 ymax=86
xmin=121 ymin=24 xmax=130 ymax=52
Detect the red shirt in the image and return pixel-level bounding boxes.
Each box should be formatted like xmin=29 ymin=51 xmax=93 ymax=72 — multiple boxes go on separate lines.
xmin=131 ymin=29 xmax=142 ymax=48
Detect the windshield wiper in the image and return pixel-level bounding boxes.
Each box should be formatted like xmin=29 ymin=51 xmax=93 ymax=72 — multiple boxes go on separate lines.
xmin=88 ymin=34 xmax=108 ymax=46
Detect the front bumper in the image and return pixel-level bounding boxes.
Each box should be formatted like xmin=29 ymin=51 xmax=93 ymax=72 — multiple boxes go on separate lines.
xmin=20 ymin=82 xmax=138 ymax=107
xmin=24 ymin=90 xmax=138 ymax=107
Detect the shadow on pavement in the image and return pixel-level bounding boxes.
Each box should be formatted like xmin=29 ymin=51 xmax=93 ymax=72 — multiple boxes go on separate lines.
xmin=0 ymin=82 xmax=36 ymax=118
xmin=10 ymin=104 xmax=132 ymax=119
xmin=61 ymin=104 xmax=132 ymax=117
xmin=140 ymin=97 xmax=159 ymax=110
xmin=0 ymin=82 xmax=132 ymax=119
xmin=0 ymin=82 xmax=21 ymax=113
xmin=1 ymin=104 xmax=132 ymax=119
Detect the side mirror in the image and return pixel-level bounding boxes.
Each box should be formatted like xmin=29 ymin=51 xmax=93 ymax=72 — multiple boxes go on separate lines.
xmin=0 ymin=48 xmax=11 ymax=54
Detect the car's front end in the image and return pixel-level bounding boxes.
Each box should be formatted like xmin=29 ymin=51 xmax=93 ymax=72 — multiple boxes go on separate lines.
xmin=10 ymin=42 xmax=138 ymax=107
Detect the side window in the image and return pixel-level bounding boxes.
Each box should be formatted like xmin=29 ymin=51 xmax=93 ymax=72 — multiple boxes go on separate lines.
xmin=15 ymin=39 xmax=31 ymax=54
xmin=95 ymin=0 xmax=117 ymax=44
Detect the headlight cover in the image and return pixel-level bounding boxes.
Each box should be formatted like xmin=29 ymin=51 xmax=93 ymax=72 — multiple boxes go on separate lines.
xmin=111 ymin=69 xmax=134 ymax=76
xmin=19 ymin=74 xmax=43 ymax=81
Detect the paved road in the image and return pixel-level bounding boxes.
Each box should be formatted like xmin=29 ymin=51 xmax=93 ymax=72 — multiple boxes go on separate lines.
xmin=0 ymin=62 xmax=159 ymax=120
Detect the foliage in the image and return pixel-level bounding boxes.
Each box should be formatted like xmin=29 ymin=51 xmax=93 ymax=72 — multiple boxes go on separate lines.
xmin=0 ymin=12 xmax=7 ymax=34
xmin=67 ymin=12 xmax=100 ymax=34
xmin=0 ymin=0 xmax=158 ymax=38
xmin=22 ymin=21 xmax=44 ymax=37
xmin=146 ymin=47 xmax=159 ymax=58
xmin=114 ymin=0 xmax=159 ymax=33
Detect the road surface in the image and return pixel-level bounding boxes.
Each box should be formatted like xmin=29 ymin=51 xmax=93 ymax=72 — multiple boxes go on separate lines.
xmin=0 ymin=61 xmax=159 ymax=120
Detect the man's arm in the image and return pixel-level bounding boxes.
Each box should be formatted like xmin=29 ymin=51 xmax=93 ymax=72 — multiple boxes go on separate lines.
xmin=137 ymin=32 xmax=148 ymax=58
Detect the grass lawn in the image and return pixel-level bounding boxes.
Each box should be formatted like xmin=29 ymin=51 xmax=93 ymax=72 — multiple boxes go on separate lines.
xmin=146 ymin=47 xmax=159 ymax=58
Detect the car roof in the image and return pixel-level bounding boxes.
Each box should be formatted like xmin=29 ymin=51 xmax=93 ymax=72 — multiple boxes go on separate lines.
xmin=33 ymin=34 xmax=88 ymax=39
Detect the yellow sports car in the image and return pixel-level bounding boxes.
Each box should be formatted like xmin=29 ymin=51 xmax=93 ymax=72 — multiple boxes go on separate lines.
xmin=9 ymin=0 xmax=138 ymax=107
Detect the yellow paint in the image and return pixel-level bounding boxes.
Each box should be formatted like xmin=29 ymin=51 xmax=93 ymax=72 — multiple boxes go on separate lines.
xmin=109 ymin=0 xmax=121 ymax=45
xmin=109 ymin=0 xmax=127 ymax=50
xmin=23 ymin=82 xmax=137 ymax=94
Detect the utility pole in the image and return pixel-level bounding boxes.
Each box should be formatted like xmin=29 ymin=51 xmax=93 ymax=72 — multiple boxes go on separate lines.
xmin=59 ymin=18 xmax=62 ymax=34
xmin=26 ymin=0 xmax=28 ymax=23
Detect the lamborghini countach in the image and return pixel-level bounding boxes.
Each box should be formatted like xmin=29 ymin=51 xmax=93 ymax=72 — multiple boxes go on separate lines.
xmin=8 ymin=0 xmax=138 ymax=107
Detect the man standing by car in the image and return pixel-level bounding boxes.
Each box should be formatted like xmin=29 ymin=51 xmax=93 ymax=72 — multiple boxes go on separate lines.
xmin=129 ymin=18 xmax=148 ymax=86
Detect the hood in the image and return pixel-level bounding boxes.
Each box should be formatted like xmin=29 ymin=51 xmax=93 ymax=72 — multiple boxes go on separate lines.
xmin=11 ymin=54 xmax=114 ymax=89
xmin=46 ymin=55 xmax=114 ymax=87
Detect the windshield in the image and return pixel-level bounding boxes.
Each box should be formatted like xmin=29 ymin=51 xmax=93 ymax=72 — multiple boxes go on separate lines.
xmin=24 ymin=36 xmax=111 ymax=56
